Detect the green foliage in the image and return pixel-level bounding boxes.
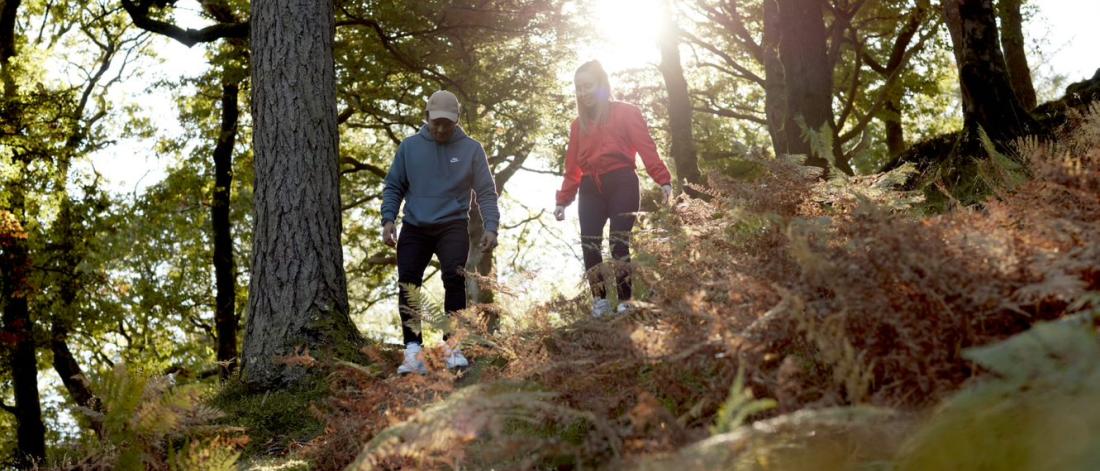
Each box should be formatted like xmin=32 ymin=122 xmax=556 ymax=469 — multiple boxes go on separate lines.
xmin=79 ymin=363 xmax=236 ymax=470
xmin=897 ymin=312 xmax=1100 ymax=470
xmin=976 ymin=126 xmax=1030 ymax=192
xmin=710 ymin=369 xmax=777 ymax=435
xmin=399 ymin=282 xmax=449 ymax=341
xmin=636 ymin=312 xmax=1100 ymax=471
xmin=167 ymin=439 xmax=240 ymax=471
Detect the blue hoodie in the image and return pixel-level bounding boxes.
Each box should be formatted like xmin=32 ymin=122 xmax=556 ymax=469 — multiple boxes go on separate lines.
xmin=381 ymin=124 xmax=500 ymax=233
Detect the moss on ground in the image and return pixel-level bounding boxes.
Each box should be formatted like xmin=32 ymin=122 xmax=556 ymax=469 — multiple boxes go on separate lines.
xmin=211 ymin=379 xmax=329 ymax=458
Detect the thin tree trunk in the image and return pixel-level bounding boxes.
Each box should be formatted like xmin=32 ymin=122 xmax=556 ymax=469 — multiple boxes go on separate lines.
xmin=884 ymin=98 xmax=905 ymax=156
xmin=51 ymin=198 xmax=103 ymax=437
xmin=212 ymin=76 xmax=239 ymax=379
xmin=464 ymin=202 xmax=500 ymax=335
xmin=943 ymin=0 xmax=1036 ymax=143
xmin=0 ymin=0 xmax=19 ymax=97
xmin=762 ymin=0 xmax=788 ymax=159
xmin=657 ymin=6 xmax=703 ymax=193
xmin=1 ymin=187 xmax=47 ymax=468
xmin=243 ymin=0 xmax=360 ymax=390
xmin=1 ymin=1 xmax=47 ymax=466
xmin=464 ymin=202 xmax=494 ymax=305
xmin=51 ymin=322 xmax=103 ymax=436
xmin=997 ymin=0 xmax=1036 ymax=109
xmin=763 ymin=0 xmax=834 ymax=171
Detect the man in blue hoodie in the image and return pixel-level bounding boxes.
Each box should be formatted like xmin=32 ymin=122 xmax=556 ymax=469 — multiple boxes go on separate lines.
xmin=381 ymin=90 xmax=500 ymax=375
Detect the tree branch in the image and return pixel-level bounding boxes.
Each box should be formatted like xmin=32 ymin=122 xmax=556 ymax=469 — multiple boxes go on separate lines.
xmin=340 ymin=156 xmax=387 ymax=178
xmin=121 ymin=0 xmax=247 ymax=48
xmin=517 ymin=165 xmax=563 ymax=177
xmin=682 ymin=30 xmax=765 ymax=86
xmin=500 ymin=209 xmax=544 ymax=231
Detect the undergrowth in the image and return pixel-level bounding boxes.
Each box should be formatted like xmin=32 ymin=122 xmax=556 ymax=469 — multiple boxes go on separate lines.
xmin=292 ymin=103 xmax=1100 ymax=470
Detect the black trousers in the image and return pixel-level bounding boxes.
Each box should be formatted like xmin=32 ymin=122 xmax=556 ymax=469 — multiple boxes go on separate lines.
xmin=396 ymin=219 xmax=469 ymax=345
xmin=578 ymin=167 xmax=640 ymax=301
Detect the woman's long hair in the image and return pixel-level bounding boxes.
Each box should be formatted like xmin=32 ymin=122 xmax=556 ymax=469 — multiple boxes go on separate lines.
xmin=575 ymin=60 xmax=613 ymax=134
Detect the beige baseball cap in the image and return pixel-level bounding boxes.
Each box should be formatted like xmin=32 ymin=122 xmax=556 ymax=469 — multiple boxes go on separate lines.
xmin=427 ymin=90 xmax=460 ymax=122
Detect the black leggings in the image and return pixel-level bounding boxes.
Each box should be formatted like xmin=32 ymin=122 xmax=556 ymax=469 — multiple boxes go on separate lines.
xmin=578 ymin=167 xmax=640 ymax=301
xmin=396 ymin=220 xmax=469 ymax=345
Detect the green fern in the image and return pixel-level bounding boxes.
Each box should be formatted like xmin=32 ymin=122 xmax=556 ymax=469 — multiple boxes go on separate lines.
xmin=711 ymin=368 xmax=777 ymax=435
xmin=168 ymin=439 xmax=240 ymax=471
xmin=976 ymin=125 xmax=1029 ymax=192
xmin=897 ymin=311 xmax=1100 ymax=470
xmin=400 ymin=282 xmax=448 ymax=337
xmin=81 ymin=363 xmax=237 ymax=469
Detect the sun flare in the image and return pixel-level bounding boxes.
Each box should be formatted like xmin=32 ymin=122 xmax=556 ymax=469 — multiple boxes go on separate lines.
xmin=587 ymin=0 xmax=664 ymax=73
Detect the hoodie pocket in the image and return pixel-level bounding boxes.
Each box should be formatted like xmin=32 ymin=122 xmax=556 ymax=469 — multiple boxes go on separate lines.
xmin=404 ymin=195 xmax=466 ymax=225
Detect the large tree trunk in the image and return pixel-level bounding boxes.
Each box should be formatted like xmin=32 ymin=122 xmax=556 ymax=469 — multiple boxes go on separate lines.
xmin=942 ymin=0 xmax=1036 ymax=143
xmin=996 ymin=0 xmax=1036 ymax=110
xmin=763 ymin=0 xmax=833 ymax=171
xmin=242 ymin=0 xmax=360 ymax=390
xmin=213 ymin=76 xmax=240 ymax=379
xmin=657 ymin=7 xmax=702 ymax=193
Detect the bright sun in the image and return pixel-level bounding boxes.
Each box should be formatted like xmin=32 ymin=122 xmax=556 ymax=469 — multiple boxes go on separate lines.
xmin=587 ymin=0 xmax=663 ymax=73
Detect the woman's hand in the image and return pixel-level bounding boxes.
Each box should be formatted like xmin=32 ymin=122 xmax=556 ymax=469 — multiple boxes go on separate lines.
xmin=661 ymin=184 xmax=673 ymax=204
xmin=554 ymin=205 xmax=566 ymax=221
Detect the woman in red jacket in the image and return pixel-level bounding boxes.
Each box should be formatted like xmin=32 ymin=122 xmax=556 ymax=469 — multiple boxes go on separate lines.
xmin=554 ymin=60 xmax=673 ymax=318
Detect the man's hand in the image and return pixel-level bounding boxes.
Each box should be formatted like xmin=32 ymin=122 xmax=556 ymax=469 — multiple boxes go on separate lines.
xmin=554 ymin=205 xmax=566 ymax=221
xmin=479 ymin=231 xmax=498 ymax=252
xmin=382 ymin=221 xmax=397 ymax=247
xmin=661 ymin=184 xmax=673 ymax=205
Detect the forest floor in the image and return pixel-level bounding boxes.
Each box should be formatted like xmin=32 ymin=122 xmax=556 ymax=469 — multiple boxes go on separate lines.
xmin=227 ymin=101 xmax=1100 ymax=471
xmin=42 ymin=95 xmax=1100 ymax=471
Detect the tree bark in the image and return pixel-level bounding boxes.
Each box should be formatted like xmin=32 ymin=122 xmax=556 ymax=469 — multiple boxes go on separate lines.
xmin=942 ymin=0 xmax=1036 ymax=143
xmin=242 ymin=0 xmax=360 ymax=390
xmin=763 ymin=0 xmax=833 ymax=171
xmin=1 ymin=224 xmax=45 ymax=469
xmin=465 ymin=202 xmax=494 ymax=305
xmin=0 ymin=0 xmax=19 ymax=97
xmin=464 ymin=201 xmax=500 ymax=335
xmin=657 ymin=6 xmax=703 ymax=193
xmin=996 ymin=0 xmax=1036 ymax=109
xmin=1 ymin=220 xmax=46 ymax=469
xmin=51 ymin=321 xmax=103 ymax=436
xmin=51 ymin=198 xmax=103 ymax=437
xmin=1 ymin=1 xmax=47 ymax=466
xmin=213 ymin=76 xmax=240 ymax=379
xmin=884 ymin=97 xmax=905 ymax=156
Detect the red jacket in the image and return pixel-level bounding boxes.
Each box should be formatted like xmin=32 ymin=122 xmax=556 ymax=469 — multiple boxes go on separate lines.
xmin=555 ymin=102 xmax=672 ymax=206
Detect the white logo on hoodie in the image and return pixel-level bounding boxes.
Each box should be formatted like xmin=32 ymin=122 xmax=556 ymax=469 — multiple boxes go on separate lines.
xmin=449 ymin=157 xmax=459 ymax=163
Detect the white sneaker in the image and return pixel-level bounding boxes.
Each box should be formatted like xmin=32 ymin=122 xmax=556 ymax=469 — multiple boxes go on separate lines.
xmin=397 ymin=342 xmax=427 ymax=375
xmin=616 ymin=301 xmax=633 ymax=315
xmin=592 ymin=298 xmax=612 ymax=319
xmin=444 ymin=345 xmax=469 ymax=370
